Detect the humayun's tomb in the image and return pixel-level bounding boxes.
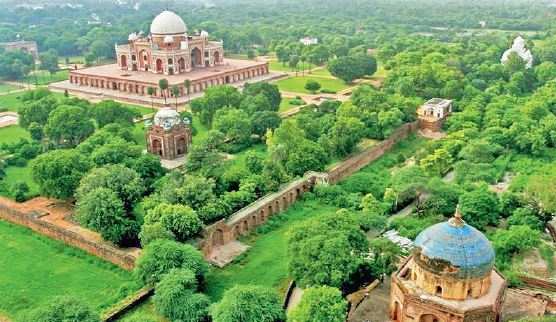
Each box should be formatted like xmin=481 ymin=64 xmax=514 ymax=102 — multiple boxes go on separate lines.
xmin=50 ymin=10 xmax=273 ymax=106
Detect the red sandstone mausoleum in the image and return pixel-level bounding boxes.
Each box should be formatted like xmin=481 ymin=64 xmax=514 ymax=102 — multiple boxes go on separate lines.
xmin=52 ymin=10 xmax=270 ymax=106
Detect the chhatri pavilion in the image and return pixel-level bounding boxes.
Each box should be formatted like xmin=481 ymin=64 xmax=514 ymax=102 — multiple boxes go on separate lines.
xmin=52 ymin=10 xmax=271 ymax=106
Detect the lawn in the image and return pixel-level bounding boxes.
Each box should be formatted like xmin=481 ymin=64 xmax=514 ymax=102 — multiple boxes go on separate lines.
xmin=275 ymin=76 xmax=350 ymax=94
xmin=0 ymin=83 xmax=22 ymax=94
xmin=24 ymin=70 xmax=69 ymax=85
xmin=0 ymin=220 xmax=138 ymax=321
xmin=0 ymin=92 xmax=27 ymax=112
xmin=279 ymin=99 xmax=301 ymax=112
xmin=310 ymin=67 xmax=333 ymax=78
xmin=269 ymin=59 xmax=294 ymax=72
xmin=0 ymin=126 xmax=30 ymax=145
xmin=122 ymin=103 xmax=154 ymax=116
xmin=117 ymin=298 xmax=166 ymax=322
xmin=0 ymin=165 xmax=39 ymax=199
xmin=205 ymin=199 xmax=339 ymax=301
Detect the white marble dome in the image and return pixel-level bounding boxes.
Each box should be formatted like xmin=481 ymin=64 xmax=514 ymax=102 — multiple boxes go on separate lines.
xmin=150 ymin=11 xmax=187 ymax=35
xmin=154 ymin=108 xmax=182 ymax=130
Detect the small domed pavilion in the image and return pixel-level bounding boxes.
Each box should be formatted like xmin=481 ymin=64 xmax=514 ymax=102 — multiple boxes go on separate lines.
xmin=390 ymin=208 xmax=506 ymax=322
xmin=146 ymin=108 xmax=192 ymax=160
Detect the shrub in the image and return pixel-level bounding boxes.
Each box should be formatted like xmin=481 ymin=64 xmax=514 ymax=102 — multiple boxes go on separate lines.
xmin=134 ymin=239 xmax=208 ymax=285
xmin=320 ymin=88 xmax=337 ymax=94
xmin=12 ymin=181 xmax=29 ymax=202
xmin=153 ymin=269 xmax=210 ymax=322
xmin=144 ymin=203 xmax=203 ymax=242
xmin=288 ymin=286 xmax=347 ymax=322
xmin=25 ymin=296 xmax=99 ymax=322
xmin=289 ymin=98 xmax=305 ymax=106
xmin=211 ymin=285 xmax=285 ymax=322
xmin=304 ymin=80 xmax=321 ymax=93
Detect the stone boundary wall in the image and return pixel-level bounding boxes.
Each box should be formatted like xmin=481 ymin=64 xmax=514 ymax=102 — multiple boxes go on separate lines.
xmin=0 ymin=203 xmax=136 ymax=270
xmin=201 ymin=122 xmax=419 ymax=258
xmin=327 ymin=121 xmax=419 ymax=184
xmin=102 ymin=287 xmax=154 ymax=322
xmin=519 ymin=275 xmax=556 ymax=292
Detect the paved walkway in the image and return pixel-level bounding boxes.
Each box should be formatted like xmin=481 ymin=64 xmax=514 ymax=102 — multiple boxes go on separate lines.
xmin=286 ymin=287 xmax=304 ymax=313
xmin=208 ymin=240 xmax=250 ymax=267
xmin=0 ymin=112 xmax=18 ymax=128
xmin=348 ymin=279 xmax=391 ymax=322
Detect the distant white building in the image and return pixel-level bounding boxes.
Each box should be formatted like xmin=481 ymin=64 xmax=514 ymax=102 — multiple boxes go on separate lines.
xmin=299 ymin=37 xmax=318 ymax=46
xmin=501 ymin=36 xmax=534 ymax=69
xmin=479 ymin=20 xmax=487 ymax=28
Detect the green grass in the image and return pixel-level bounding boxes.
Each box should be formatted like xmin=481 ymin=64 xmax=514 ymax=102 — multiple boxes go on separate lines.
xmin=0 ymin=92 xmax=26 ymax=112
xmin=0 ymin=126 xmax=30 ymax=145
xmin=275 ymin=76 xmax=350 ymax=94
xmin=0 ymin=220 xmax=138 ymax=321
xmin=205 ymin=199 xmax=339 ymax=301
xmin=269 ymin=59 xmax=295 ymax=72
xmin=0 ymin=83 xmax=22 ymax=94
xmin=0 ymin=165 xmax=39 ymax=199
xmin=121 ymin=103 xmax=154 ymax=116
xmin=117 ymin=298 xmax=166 ymax=322
xmin=24 ymin=70 xmax=69 ymax=85
xmin=279 ymin=99 xmax=302 ymax=112
xmin=192 ymin=117 xmax=209 ymax=144
xmin=59 ymin=56 xmax=85 ymax=64
xmin=310 ymin=67 xmax=333 ymax=78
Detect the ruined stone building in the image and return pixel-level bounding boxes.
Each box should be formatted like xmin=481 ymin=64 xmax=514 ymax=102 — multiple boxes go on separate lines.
xmin=390 ymin=209 xmax=506 ymax=322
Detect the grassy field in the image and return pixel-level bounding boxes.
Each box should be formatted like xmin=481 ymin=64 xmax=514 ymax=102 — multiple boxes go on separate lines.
xmin=275 ymin=76 xmax=350 ymax=94
xmin=279 ymin=99 xmax=304 ymax=112
xmin=0 ymin=220 xmax=138 ymax=321
xmin=0 ymin=165 xmax=39 ymax=199
xmin=310 ymin=67 xmax=333 ymax=77
xmin=0 ymin=92 xmax=27 ymax=112
xmin=0 ymin=83 xmax=22 ymax=94
xmin=205 ymin=199 xmax=339 ymax=301
xmin=0 ymin=126 xmax=30 ymax=145
xmin=118 ymin=298 xmax=166 ymax=322
xmin=24 ymin=70 xmax=69 ymax=85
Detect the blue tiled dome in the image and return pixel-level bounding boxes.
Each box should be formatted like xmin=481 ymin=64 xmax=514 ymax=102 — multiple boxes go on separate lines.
xmin=414 ymin=218 xmax=495 ymax=279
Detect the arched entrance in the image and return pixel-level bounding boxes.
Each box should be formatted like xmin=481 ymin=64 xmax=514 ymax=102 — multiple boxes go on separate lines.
xmin=212 ymin=229 xmax=224 ymax=247
xmin=178 ymin=57 xmax=185 ymax=72
xmin=214 ymin=51 xmax=221 ymax=64
xmin=176 ymin=137 xmax=187 ymax=155
xmin=139 ymin=50 xmax=147 ymax=69
xmin=420 ymin=314 xmax=440 ymax=322
xmin=152 ymin=139 xmax=162 ymax=156
xmin=191 ymin=48 xmax=202 ymax=67
xmin=156 ymin=59 xmax=163 ymax=73
xmin=392 ymin=302 xmax=401 ymax=322
xmin=120 ymin=55 xmax=127 ymax=68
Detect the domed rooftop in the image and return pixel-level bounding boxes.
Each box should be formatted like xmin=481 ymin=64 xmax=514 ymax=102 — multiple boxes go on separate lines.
xmin=413 ymin=210 xmax=495 ymax=279
xmin=154 ymin=108 xmax=182 ymax=130
xmin=150 ymin=11 xmax=187 ymax=35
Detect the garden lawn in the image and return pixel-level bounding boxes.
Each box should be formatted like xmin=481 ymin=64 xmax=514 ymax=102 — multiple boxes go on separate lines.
xmin=117 ymin=298 xmax=166 ymax=322
xmin=0 ymin=83 xmax=22 ymax=94
xmin=0 ymin=91 xmax=65 ymax=112
xmin=24 ymin=70 xmax=69 ymax=85
xmin=0 ymin=165 xmax=39 ymax=199
xmin=279 ymin=99 xmax=297 ymax=112
xmin=309 ymin=67 xmax=333 ymax=78
xmin=0 ymin=126 xmax=30 ymax=145
xmin=0 ymin=220 xmax=138 ymax=321
xmin=275 ymin=76 xmax=350 ymax=94
xmin=269 ymin=59 xmax=295 ymax=72
xmin=204 ymin=199 xmax=339 ymax=301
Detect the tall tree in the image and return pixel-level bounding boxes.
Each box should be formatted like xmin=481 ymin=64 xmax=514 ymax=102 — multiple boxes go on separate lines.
xmin=159 ymin=79 xmax=169 ymax=105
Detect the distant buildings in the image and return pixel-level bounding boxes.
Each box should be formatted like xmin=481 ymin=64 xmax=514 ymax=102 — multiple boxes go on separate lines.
xmin=501 ymin=36 xmax=534 ymax=69
xmin=417 ymin=98 xmax=453 ymax=132
xmin=0 ymin=40 xmax=39 ymax=60
xmin=299 ymin=37 xmax=318 ymax=46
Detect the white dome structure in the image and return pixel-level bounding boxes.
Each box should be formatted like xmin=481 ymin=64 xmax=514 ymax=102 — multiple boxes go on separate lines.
xmin=154 ymin=108 xmax=182 ymax=130
xmin=150 ymin=10 xmax=187 ymax=35
xmin=501 ymin=36 xmax=534 ymax=69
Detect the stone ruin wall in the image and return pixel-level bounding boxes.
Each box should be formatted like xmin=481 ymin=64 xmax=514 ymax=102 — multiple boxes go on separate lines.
xmin=0 ymin=203 xmax=136 ymax=270
xmin=201 ymin=121 xmax=419 ymax=257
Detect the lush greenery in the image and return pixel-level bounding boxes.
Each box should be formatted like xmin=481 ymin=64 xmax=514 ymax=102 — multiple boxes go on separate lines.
xmin=0 ymin=220 xmax=137 ymax=321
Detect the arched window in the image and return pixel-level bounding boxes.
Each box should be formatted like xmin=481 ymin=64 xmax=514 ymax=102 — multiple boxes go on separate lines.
xmin=435 ymin=286 xmax=442 ymax=297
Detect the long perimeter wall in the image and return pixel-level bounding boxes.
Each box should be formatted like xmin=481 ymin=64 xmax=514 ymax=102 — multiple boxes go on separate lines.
xmin=0 ymin=203 xmax=137 ymax=270
xmin=201 ymin=121 xmax=419 ymax=257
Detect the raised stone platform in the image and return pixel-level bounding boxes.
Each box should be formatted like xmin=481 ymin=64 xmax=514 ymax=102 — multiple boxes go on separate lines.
xmin=50 ymin=68 xmax=284 ymax=107
xmin=208 ymin=240 xmax=250 ymax=268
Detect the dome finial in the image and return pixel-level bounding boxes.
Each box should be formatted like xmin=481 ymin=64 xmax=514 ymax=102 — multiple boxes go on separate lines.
xmin=449 ymin=204 xmax=465 ymax=227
